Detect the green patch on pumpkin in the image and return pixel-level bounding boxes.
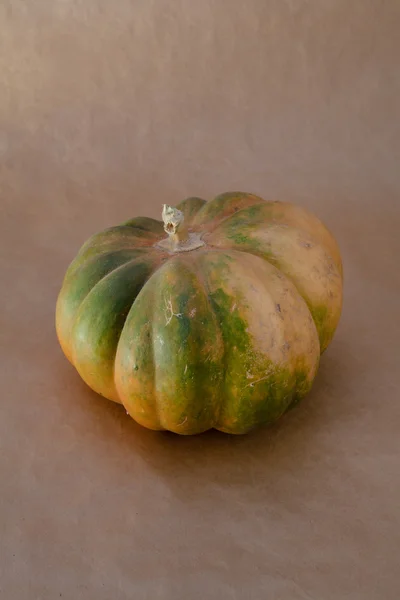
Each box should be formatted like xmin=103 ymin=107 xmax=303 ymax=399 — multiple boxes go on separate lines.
xmin=193 ymin=192 xmax=261 ymax=225
xmin=120 ymin=216 xmax=165 ymax=235
xmin=70 ymin=255 xmax=160 ymax=401
xmin=73 ymin=226 xmax=156 ymax=268
xmin=175 ymin=197 xmax=207 ymax=221
xmin=207 ymin=287 xmax=299 ymax=434
xmin=309 ymin=304 xmax=334 ymax=352
xmin=145 ymin=258 xmax=226 ymax=433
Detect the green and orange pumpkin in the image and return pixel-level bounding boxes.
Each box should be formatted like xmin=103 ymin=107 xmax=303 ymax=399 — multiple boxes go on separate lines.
xmin=56 ymin=192 xmax=343 ymax=434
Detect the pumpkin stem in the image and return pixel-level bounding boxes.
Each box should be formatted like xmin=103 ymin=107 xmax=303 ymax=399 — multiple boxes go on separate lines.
xmin=156 ymin=204 xmax=205 ymax=253
xmin=162 ymin=205 xmax=189 ymax=244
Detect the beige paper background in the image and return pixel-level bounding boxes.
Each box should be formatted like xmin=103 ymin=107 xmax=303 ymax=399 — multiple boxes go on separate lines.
xmin=1 ymin=1 xmax=399 ymax=598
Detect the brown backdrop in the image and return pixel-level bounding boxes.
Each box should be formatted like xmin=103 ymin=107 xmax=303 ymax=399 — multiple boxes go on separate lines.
xmin=1 ymin=1 xmax=399 ymax=598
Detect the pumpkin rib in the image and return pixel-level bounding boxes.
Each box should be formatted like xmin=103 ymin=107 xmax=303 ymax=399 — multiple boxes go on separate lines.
xmin=205 ymin=222 xmax=342 ymax=353
xmin=192 ymin=249 xmax=267 ymax=432
xmin=69 ymin=253 xmax=167 ymax=403
xmin=56 ymin=248 xmax=161 ymax=361
xmin=182 ymin=251 xmax=229 ymax=428
xmin=149 ymin=298 xmax=163 ymax=431
xmin=175 ymin=197 xmax=207 ymax=224
xmin=63 ymin=247 xmax=154 ymax=286
xmin=71 ymin=243 xmax=154 ymax=277
xmin=228 ymin=249 xmax=321 ymax=399
xmin=115 ymin=254 xmax=225 ymax=433
xmin=115 ymin=225 xmax=162 ymax=239
xmin=150 ymin=255 xmax=225 ymax=433
xmin=227 ymin=240 xmax=341 ymax=354
xmin=190 ymin=191 xmax=267 ymax=232
xmin=75 ymin=226 xmax=163 ymax=265
xmin=119 ymin=216 xmax=165 ymax=236
xmin=145 ymin=267 xmax=167 ymax=430
xmin=206 ymin=200 xmax=342 ymax=276
xmin=114 ymin=272 xmax=164 ymax=429
xmin=200 ymin=201 xmax=267 ymax=234
xmin=60 ymin=225 xmax=169 ymax=344
xmin=191 ymin=248 xmax=319 ymax=433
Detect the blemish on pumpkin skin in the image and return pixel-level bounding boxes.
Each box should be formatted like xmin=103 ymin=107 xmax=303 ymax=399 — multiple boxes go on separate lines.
xmin=299 ymin=240 xmax=313 ymax=249
xmin=164 ymin=295 xmax=183 ymax=326
xmin=242 ymin=366 xmax=276 ymax=391
xmin=156 ymin=334 xmax=165 ymax=347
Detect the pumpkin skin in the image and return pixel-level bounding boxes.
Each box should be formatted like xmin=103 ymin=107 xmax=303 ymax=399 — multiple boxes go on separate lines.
xmin=56 ymin=192 xmax=343 ymax=435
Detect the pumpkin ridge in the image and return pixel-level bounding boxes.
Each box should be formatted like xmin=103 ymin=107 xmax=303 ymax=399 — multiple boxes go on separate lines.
xmin=116 ymin=225 xmax=161 ymax=238
xmin=68 ymin=249 xmax=159 ymax=326
xmin=214 ymin=242 xmax=337 ymax=352
xmin=110 ymin=256 xmax=170 ymax=406
xmin=229 ymin=249 xmax=321 ymax=394
xmin=80 ymin=224 xmax=160 ymax=245
xmin=175 ymin=197 xmax=207 ymax=224
xmin=70 ymin=245 xmax=153 ymax=278
xmin=114 ymin=267 xmax=165 ymax=429
xmin=207 ymin=201 xmax=342 ymax=275
xmin=118 ymin=272 xmax=162 ymax=427
xmin=157 ymin=254 xmax=225 ymax=432
xmin=119 ymin=216 xmax=165 ymax=235
xmin=64 ymin=247 xmax=153 ymax=287
xmin=199 ymin=201 xmax=267 ymax=234
xmin=56 ymin=248 xmax=157 ymax=363
xmin=191 ymin=191 xmax=267 ymax=233
xmin=205 ymin=223 xmax=342 ymax=353
xmin=182 ymin=252 xmax=228 ymax=427
xmin=191 ymin=250 xmax=286 ymax=432
xmin=116 ymin=254 xmax=225 ymax=433
xmin=192 ymin=248 xmax=320 ymax=432
xmin=71 ymin=252 xmax=158 ymax=327
xmin=69 ymin=253 xmax=166 ymax=402
xmin=76 ymin=226 xmax=163 ymax=262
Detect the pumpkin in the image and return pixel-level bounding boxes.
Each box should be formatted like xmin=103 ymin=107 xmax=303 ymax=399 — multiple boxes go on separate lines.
xmin=56 ymin=192 xmax=343 ymax=435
